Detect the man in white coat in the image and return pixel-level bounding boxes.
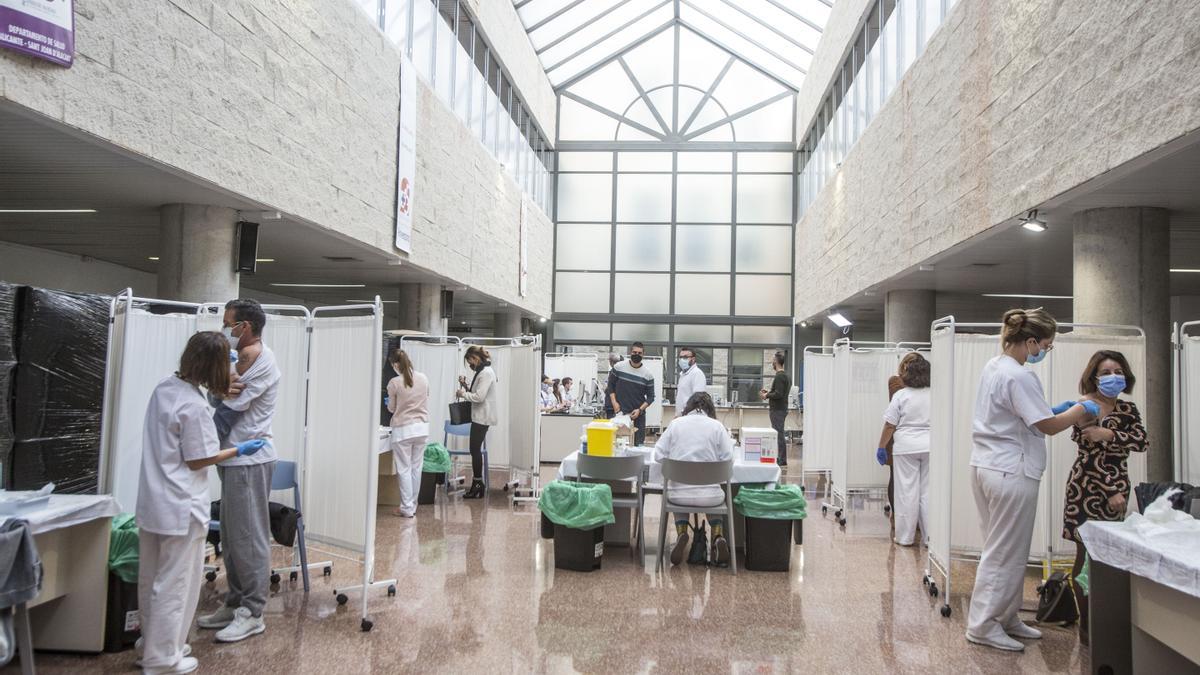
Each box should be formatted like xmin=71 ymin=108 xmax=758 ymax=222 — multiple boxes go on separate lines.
xmin=675 ymin=347 xmax=707 ymax=407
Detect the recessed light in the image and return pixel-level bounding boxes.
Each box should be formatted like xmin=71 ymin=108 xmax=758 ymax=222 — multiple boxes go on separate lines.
xmin=1020 ymin=209 xmax=1047 ymax=232
xmin=270 ymin=283 xmax=366 ymax=288
xmin=981 ymin=293 xmax=1072 ymax=299
xmin=256 ymin=258 xmax=275 ymax=263
xmin=0 ymin=209 xmax=96 ymax=213
xmin=148 ymin=256 xmax=159 ymax=261
xmin=799 ymin=321 xmax=808 ymax=328
xmin=828 ymin=312 xmax=852 ymax=328
xmin=1170 ymin=269 xmax=1200 ymax=273
xmin=539 ymin=317 xmax=547 ymax=323
xmin=346 ymin=299 xmax=398 ymax=303
xmin=460 ymin=321 xmax=467 ymax=325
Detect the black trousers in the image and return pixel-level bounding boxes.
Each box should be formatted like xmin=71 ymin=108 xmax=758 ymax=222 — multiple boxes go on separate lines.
xmin=469 ymin=422 xmax=488 ymax=480
xmin=633 ymin=413 xmax=646 ymax=446
xmin=769 ymin=409 xmax=787 ymax=464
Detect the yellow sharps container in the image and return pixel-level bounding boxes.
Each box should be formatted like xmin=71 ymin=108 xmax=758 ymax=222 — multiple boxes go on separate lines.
xmin=586 ymin=420 xmax=617 ymax=456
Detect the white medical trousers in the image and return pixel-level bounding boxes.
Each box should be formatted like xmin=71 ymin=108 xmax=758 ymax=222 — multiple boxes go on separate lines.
xmin=967 ymin=466 xmax=1040 ymax=640
xmin=138 ymin=520 xmax=206 ymax=670
xmin=892 ymin=452 xmax=929 ymax=546
xmin=391 ymin=434 xmax=428 ymax=516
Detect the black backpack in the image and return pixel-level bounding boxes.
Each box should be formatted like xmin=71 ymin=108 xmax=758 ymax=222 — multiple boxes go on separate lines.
xmin=688 ymin=520 xmax=708 ymax=566
xmin=1035 ymin=572 xmax=1079 ymax=625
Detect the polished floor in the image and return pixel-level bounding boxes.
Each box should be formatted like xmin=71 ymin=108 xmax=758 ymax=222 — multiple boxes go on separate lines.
xmin=19 ymin=465 xmax=1088 ymax=674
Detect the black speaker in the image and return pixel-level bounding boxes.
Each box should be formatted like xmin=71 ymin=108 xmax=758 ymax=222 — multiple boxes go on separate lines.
xmin=235 ymin=221 xmax=259 ymax=275
xmin=440 ymin=290 xmax=453 ymax=319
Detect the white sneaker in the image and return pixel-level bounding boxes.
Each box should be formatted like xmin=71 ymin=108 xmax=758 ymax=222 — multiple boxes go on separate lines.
xmin=197 ymin=605 xmax=236 ymax=629
xmin=214 ymin=607 xmax=265 ymax=643
xmin=143 ymin=655 xmax=199 ymax=675
xmin=1006 ymin=622 xmax=1043 ymax=640
xmin=966 ymin=631 xmax=1025 ymax=652
xmin=134 ymin=638 xmax=192 ymax=667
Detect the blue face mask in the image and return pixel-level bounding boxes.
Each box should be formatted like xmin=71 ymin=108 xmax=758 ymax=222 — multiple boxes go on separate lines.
xmin=1026 ymin=343 xmax=1048 ymax=365
xmin=1098 ymin=374 xmax=1126 ymax=398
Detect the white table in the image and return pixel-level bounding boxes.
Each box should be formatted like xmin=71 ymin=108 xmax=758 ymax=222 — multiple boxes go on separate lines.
xmin=539 ymin=414 xmax=593 ymax=463
xmin=7 ymin=494 xmax=120 ymax=653
xmin=557 ymin=446 xmax=781 ymax=486
xmin=1080 ymin=520 xmax=1200 ymax=673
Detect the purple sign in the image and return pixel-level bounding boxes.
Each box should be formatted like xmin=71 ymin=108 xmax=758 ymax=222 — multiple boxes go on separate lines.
xmin=0 ymin=0 xmax=74 ymax=67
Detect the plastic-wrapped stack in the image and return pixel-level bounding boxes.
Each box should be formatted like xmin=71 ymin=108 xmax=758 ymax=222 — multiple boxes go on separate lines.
xmin=0 ymin=283 xmax=18 ymax=487
xmin=10 ymin=287 xmax=110 ymax=493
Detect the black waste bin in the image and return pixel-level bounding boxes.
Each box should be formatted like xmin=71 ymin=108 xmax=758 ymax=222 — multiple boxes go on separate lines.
xmin=743 ymin=517 xmax=793 ymax=572
xmin=794 ymin=519 xmax=803 ymax=545
xmin=540 ymin=513 xmax=555 ymax=539
xmin=418 ymin=472 xmax=443 ymax=505
xmin=553 ymin=524 xmax=604 ymax=572
xmin=104 ymin=572 xmax=140 ymax=652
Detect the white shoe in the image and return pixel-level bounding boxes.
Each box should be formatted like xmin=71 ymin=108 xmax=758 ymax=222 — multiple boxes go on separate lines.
xmin=143 ymin=655 xmax=199 ymax=675
xmin=1006 ymin=622 xmax=1043 ymax=640
xmin=214 ymin=607 xmax=265 ymax=643
xmin=966 ymin=631 xmax=1025 ymax=652
xmin=134 ymin=638 xmax=192 ymax=667
xmin=197 ymin=605 xmax=236 ymax=629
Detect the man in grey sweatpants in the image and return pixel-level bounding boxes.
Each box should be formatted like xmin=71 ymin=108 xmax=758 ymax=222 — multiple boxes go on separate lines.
xmin=199 ymin=299 xmax=281 ymax=643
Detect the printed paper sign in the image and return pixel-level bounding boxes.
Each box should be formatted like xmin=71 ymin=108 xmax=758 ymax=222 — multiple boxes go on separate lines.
xmin=394 ymin=55 xmax=416 ymax=253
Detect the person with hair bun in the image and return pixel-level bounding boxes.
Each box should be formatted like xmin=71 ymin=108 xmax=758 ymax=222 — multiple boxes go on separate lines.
xmin=876 ymin=354 xmax=931 ymax=547
xmin=965 ymin=308 xmax=1101 ymax=652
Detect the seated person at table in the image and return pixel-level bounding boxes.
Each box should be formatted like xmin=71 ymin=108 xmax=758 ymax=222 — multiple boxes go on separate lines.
xmin=561 ymin=377 xmax=576 ymax=408
xmin=539 ymin=374 xmax=559 ymax=413
xmin=654 ymin=392 xmax=734 ymax=567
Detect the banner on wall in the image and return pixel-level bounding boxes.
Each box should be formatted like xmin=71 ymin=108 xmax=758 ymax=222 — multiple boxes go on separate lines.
xmin=394 ymin=55 xmax=416 ymax=253
xmin=0 ymin=0 xmax=74 ymax=67
xmin=519 ymin=199 xmax=528 ymax=297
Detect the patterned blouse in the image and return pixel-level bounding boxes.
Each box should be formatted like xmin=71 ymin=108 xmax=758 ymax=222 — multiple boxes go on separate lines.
xmin=1062 ymin=399 xmax=1149 ymax=542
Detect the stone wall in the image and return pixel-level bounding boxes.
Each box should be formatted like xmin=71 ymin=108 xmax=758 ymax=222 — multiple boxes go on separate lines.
xmin=794 ymin=0 xmax=1200 ymax=320
xmin=0 ymin=0 xmax=552 ymax=317
xmin=462 ymin=0 xmax=556 ymax=141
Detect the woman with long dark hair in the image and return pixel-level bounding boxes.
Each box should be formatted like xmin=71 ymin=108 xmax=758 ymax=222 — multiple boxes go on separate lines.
xmin=653 ymin=391 xmax=735 ymax=567
xmin=876 ymin=355 xmax=931 ymax=546
xmin=1061 ymin=349 xmax=1148 ymax=645
xmin=456 ymin=346 xmax=497 ymax=499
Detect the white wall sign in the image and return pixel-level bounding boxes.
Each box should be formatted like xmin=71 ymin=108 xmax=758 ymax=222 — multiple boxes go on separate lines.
xmin=394 ymin=55 xmax=416 ymax=253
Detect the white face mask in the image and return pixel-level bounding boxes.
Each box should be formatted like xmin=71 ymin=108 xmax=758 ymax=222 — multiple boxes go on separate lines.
xmin=222 ymin=325 xmax=241 ymax=350
xmin=678 ymin=358 xmax=691 ymax=371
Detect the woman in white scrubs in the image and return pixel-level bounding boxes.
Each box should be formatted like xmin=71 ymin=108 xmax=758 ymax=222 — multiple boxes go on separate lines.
xmin=965 ymin=308 xmax=1100 ymax=652
xmin=654 ymin=392 xmax=735 ymax=567
xmin=137 ymin=332 xmax=265 ymax=674
xmin=876 ymin=355 xmax=931 ymax=547
xmin=387 ymin=348 xmax=429 ymax=518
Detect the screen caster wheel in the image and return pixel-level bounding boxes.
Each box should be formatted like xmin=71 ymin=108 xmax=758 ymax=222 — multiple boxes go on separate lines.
xmin=883 ymin=504 xmax=891 ymax=514
xmin=929 ymin=583 xmax=939 ymax=598
xmin=821 ymin=506 xmax=827 ymax=516
xmin=205 ymin=571 xmax=217 ymax=583
xmin=290 ymin=571 xmax=299 ymax=582
xmin=323 ymin=566 xmax=332 ymax=577
xmin=336 ymin=593 xmax=349 ymax=606
xmin=387 ymin=584 xmax=397 ymax=598
xmin=940 ymin=605 xmax=952 ymax=618
xmin=838 ymin=517 xmax=847 ymax=527
xmin=361 ymin=618 xmax=374 ymax=632
xmin=270 ymin=573 xmax=281 ymax=585
xmin=922 ymin=575 xmax=930 ymax=587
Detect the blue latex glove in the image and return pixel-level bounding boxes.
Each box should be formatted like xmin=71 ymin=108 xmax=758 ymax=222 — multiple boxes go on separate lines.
xmin=1079 ymin=400 xmax=1101 ymax=417
xmin=1051 ymin=400 xmax=1076 ymax=415
xmin=876 ymin=447 xmax=888 ymax=466
xmin=384 ymin=395 xmax=391 ymax=409
xmin=236 ymin=439 xmax=266 ymax=457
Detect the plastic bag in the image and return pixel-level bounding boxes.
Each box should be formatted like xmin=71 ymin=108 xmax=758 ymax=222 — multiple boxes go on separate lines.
xmin=1075 ymin=554 xmax=1090 ymax=596
xmin=734 ymin=484 xmax=808 ymax=520
xmin=108 ymin=514 xmax=139 ymax=584
xmin=423 ymin=442 xmax=451 ymax=473
xmin=538 ymin=480 xmax=614 ymax=530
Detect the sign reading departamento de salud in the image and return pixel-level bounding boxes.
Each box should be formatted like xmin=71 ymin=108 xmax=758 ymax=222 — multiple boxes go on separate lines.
xmin=0 ymin=0 xmax=74 ymax=67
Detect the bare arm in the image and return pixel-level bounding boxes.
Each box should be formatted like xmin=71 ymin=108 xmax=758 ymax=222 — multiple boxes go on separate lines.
xmin=185 ymin=446 xmax=240 ymax=470
xmin=877 ymin=422 xmax=897 ymax=449
xmin=1033 ymin=404 xmax=1092 ymax=436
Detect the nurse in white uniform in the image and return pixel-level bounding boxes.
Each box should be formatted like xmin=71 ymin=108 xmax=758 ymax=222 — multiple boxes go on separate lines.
xmin=965 ymin=308 xmax=1100 ymax=652
xmin=876 ymin=355 xmax=931 ymax=547
xmin=136 ymin=332 xmax=265 ymax=675
xmin=674 ymin=346 xmax=707 ymax=406
xmin=654 ymin=391 xmax=734 ymax=567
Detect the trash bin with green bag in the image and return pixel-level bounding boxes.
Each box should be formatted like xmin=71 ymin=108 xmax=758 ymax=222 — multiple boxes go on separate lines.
xmin=105 ymin=514 xmax=141 ymax=652
xmin=734 ymin=484 xmax=807 ymax=571
xmin=538 ymin=481 xmax=615 ymax=571
xmin=417 ymin=442 xmax=453 ymax=505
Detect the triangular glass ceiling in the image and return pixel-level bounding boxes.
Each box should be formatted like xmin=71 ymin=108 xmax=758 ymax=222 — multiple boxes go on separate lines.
xmin=512 ymin=0 xmax=833 ymax=90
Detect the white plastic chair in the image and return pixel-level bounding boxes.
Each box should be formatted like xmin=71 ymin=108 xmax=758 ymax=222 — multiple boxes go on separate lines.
xmin=574 ymin=453 xmax=646 ymax=560
xmin=655 ymin=458 xmax=737 ymax=574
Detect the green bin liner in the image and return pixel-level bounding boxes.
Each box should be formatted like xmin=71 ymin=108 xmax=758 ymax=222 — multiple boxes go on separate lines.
xmin=108 ymin=513 xmax=139 ymax=584
xmin=1076 ymin=554 xmax=1090 ymax=596
xmin=538 ymin=480 xmax=614 ymax=530
xmin=734 ymin=484 xmax=807 ymax=520
xmin=423 ymin=442 xmax=451 ymax=474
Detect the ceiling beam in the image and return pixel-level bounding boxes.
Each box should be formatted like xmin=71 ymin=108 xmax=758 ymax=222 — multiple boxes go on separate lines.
xmin=680 ymin=0 xmax=807 ymax=75
xmin=560 ymin=91 xmax=667 ymax=140
xmin=544 ymin=0 xmax=672 ymax=75
xmin=716 ymin=0 xmax=816 ymax=55
xmin=683 ymin=89 xmax=793 ymax=141
xmin=679 ymin=55 xmax=735 ymax=136
xmin=551 ymin=16 xmax=674 ymax=90
xmin=526 ymin=0 xmax=587 ymax=34
xmin=677 ymin=18 xmax=799 ymax=91
xmin=618 ymin=56 xmax=672 ymax=136
xmin=536 ymin=0 xmax=635 ymax=55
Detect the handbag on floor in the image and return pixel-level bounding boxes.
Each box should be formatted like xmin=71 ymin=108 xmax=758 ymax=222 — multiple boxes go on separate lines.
xmin=687 ymin=520 xmax=708 ymax=566
xmin=1035 ymin=572 xmax=1079 ymax=625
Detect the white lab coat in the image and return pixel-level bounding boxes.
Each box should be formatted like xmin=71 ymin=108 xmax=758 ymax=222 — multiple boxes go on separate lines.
xmin=883 ymin=387 xmax=931 ymax=545
xmin=966 ymin=355 xmax=1054 ymax=641
xmin=653 ymin=411 xmax=734 ymax=507
xmin=675 ymin=365 xmax=707 ymax=407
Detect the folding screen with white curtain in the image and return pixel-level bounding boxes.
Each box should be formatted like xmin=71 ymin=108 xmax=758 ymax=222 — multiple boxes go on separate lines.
xmin=828 ymin=342 xmax=900 ymax=506
xmin=642 ymin=356 xmax=665 ymax=428
xmin=801 ymin=347 xmax=836 ymax=477
xmin=543 ymin=352 xmax=598 ymax=403
xmin=1178 ymin=321 xmax=1200 ymax=485
xmin=925 ymin=320 xmax=1146 ymax=615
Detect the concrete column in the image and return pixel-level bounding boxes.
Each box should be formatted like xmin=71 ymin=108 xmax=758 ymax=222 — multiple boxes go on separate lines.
xmin=885 ymin=289 xmax=937 ymax=344
xmin=397 ymin=283 xmax=445 ymax=334
xmin=822 ymin=320 xmax=842 ymax=346
xmin=494 ymin=309 xmax=521 ymax=338
xmin=1073 ymin=207 xmax=1171 ymax=481
xmin=157 ymin=204 xmax=239 ymax=302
